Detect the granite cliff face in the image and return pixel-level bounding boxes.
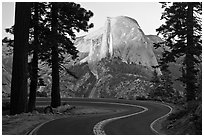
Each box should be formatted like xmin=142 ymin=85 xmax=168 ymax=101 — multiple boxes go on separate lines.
xmin=72 ymin=16 xmax=162 ymax=98
xmin=75 ymin=16 xmax=161 ymax=78
xmin=2 ymin=16 xmax=165 ymax=99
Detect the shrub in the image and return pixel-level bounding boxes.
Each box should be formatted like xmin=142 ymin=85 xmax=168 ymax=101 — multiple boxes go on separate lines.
xmin=44 ymin=106 xmax=54 ymax=114
xmin=2 ymin=102 xmax=10 ymax=110
xmin=36 ymin=91 xmax=47 ymax=97
xmin=167 ymin=109 xmax=188 ymax=121
xmin=136 ymin=96 xmax=148 ymax=100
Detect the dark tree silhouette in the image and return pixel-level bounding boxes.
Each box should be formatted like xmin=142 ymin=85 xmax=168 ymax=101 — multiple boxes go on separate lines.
xmin=149 ymin=69 xmax=161 ymax=99
xmin=185 ymin=3 xmax=196 ymax=102
xmin=155 ymin=2 xmax=202 ymax=102
xmin=4 ymin=2 xmax=50 ymax=112
xmin=10 ymin=2 xmax=31 ymax=115
xmin=28 ymin=2 xmax=39 ymax=112
xmin=47 ymin=2 xmax=94 ymax=108
xmin=50 ymin=2 xmax=61 ymax=108
xmin=4 ymin=2 xmax=94 ymax=109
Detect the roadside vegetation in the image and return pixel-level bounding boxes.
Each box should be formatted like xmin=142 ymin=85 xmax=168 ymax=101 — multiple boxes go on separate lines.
xmin=148 ymin=2 xmax=202 ymax=135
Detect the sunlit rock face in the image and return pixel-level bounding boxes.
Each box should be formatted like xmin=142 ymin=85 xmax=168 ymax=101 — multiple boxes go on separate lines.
xmin=1 ymin=16 xmax=164 ymax=99
xmin=75 ymin=16 xmax=161 ymax=77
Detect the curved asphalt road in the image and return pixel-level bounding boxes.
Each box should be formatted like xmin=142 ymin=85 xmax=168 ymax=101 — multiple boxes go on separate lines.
xmin=30 ymin=98 xmax=171 ymax=135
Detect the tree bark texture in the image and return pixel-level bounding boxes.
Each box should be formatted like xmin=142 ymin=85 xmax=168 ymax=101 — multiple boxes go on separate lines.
xmin=28 ymin=2 xmax=39 ymax=112
xmin=51 ymin=3 xmax=61 ymax=108
xmin=186 ymin=3 xmax=196 ymax=101
xmin=10 ymin=2 xmax=31 ymax=115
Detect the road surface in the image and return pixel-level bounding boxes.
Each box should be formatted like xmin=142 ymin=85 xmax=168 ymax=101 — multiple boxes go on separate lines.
xmin=28 ymin=98 xmax=171 ymax=135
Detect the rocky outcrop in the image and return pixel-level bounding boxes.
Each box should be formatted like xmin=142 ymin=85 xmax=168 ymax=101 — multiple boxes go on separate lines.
xmin=2 ymin=16 xmax=168 ymax=99
xmin=86 ymin=57 xmax=152 ymax=99
xmin=75 ymin=16 xmax=162 ymax=78
xmin=2 ymin=56 xmax=13 ymax=97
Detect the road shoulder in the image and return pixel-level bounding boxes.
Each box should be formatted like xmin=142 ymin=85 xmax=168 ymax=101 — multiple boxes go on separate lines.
xmin=2 ymin=105 xmax=124 ymax=135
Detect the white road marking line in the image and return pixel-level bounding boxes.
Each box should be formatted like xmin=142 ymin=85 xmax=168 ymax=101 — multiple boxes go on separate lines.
xmin=150 ymin=102 xmax=173 ymax=135
xmin=28 ymin=101 xmax=148 ymax=135
xmin=28 ymin=100 xmax=172 ymax=135
xmin=93 ymin=102 xmax=148 ymax=135
xmin=27 ymin=118 xmax=55 ymax=135
xmin=93 ymin=101 xmax=173 ymax=135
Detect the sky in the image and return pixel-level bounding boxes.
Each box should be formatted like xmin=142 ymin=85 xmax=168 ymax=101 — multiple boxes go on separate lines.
xmin=2 ymin=2 xmax=164 ymax=39
xmin=2 ymin=2 xmax=15 ymax=39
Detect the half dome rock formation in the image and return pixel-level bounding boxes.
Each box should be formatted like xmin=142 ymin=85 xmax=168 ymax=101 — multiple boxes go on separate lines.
xmin=75 ymin=16 xmax=161 ymax=78
xmin=2 ymin=16 xmax=164 ymax=99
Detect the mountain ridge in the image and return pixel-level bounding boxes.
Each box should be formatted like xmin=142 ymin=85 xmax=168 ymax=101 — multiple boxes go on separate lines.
xmin=74 ymin=16 xmax=162 ymax=79
xmin=2 ymin=16 xmax=182 ymax=99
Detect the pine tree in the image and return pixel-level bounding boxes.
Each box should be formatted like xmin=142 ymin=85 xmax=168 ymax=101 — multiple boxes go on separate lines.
xmin=5 ymin=2 xmax=94 ymax=109
xmin=149 ymin=69 xmax=161 ymax=100
xmin=155 ymin=2 xmax=202 ymax=102
xmin=160 ymin=68 xmax=176 ymax=101
xmin=10 ymin=2 xmax=31 ymax=115
xmin=28 ymin=2 xmax=40 ymax=112
xmin=150 ymin=67 xmax=176 ymax=103
xmin=47 ymin=2 xmax=94 ymax=107
xmin=50 ymin=2 xmax=61 ymax=108
xmin=185 ymin=3 xmax=197 ymax=102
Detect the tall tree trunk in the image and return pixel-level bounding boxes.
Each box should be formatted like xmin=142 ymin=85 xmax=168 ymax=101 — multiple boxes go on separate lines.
xmin=28 ymin=2 xmax=39 ymax=112
xmin=51 ymin=3 xmax=61 ymax=108
xmin=186 ymin=3 xmax=196 ymax=102
xmin=10 ymin=2 xmax=31 ymax=115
